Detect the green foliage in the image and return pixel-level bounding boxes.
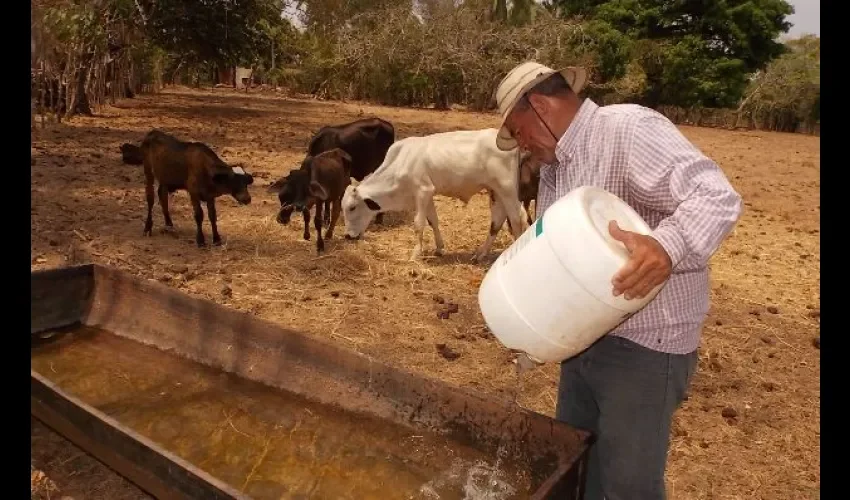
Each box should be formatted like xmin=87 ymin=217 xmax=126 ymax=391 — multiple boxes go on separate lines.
xmin=42 ymin=1 xmax=109 ymax=48
xmin=553 ymin=0 xmax=794 ymax=107
xmin=297 ymin=0 xmax=410 ymax=36
xmin=509 ymin=0 xmax=534 ymax=26
xmin=578 ymin=20 xmax=632 ymax=82
xmin=636 ymin=36 xmax=748 ymax=107
xmin=141 ymin=0 xmax=289 ymax=66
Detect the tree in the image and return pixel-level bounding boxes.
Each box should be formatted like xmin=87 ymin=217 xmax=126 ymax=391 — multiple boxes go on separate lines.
xmin=738 ymin=35 xmax=820 ymax=131
xmin=139 ymin=0 xmax=288 ymax=68
xmin=296 ymin=0 xmax=408 ymax=37
xmin=551 ymin=0 xmax=794 ymax=107
xmin=35 ymin=0 xmax=146 ymax=118
xmin=492 ymin=0 xmax=508 ymax=22
xmin=509 ymin=0 xmax=534 ymax=26
xmin=32 ymin=0 xmax=293 ymax=118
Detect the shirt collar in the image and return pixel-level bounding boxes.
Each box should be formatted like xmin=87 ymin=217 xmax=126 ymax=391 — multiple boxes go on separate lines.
xmin=555 ymin=98 xmax=599 ymax=164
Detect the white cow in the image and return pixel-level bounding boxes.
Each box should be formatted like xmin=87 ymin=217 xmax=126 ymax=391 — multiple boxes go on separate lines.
xmin=341 ymin=128 xmax=528 ymax=261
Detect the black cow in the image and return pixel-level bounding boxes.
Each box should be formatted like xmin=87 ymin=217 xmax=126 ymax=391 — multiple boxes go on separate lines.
xmin=303 ymin=117 xmax=395 ymax=225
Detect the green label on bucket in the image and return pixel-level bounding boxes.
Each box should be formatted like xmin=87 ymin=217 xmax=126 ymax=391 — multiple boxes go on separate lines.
xmin=535 ymin=217 xmax=543 ymax=237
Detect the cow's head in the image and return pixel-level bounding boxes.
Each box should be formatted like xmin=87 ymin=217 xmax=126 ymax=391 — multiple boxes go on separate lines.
xmin=519 ymin=155 xmax=541 ymax=190
xmin=211 ymin=163 xmax=253 ymax=205
xmin=342 ymin=184 xmax=381 ymax=239
xmin=273 ymin=168 xmax=326 ymax=225
xmin=119 ymin=143 xmax=143 ymax=165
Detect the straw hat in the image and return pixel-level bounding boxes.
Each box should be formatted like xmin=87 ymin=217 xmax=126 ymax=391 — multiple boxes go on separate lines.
xmin=494 ymin=61 xmax=588 ymax=151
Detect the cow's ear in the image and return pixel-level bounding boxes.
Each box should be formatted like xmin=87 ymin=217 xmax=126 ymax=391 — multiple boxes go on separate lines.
xmin=364 ymin=198 xmax=381 ymax=211
xmin=209 ymin=162 xmax=232 ymax=182
xmin=229 ymin=163 xmax=253 ymax=184
xmin=309 ymin=181 xmax=328 ymax=201
xmin=211 ymin=168 xmax=232 ymax=185
xmin=267 ymin=177 xmax=287 ymax=193
xmin=339 ymin=150 xmax=353 ymax=165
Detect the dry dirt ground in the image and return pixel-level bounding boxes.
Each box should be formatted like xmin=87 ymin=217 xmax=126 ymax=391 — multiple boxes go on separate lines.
xmin=30 ymin=87 xmax=820 ymax=500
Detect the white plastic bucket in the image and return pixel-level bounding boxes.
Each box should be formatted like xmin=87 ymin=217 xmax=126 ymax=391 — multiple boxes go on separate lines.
xmin=477 ymin=186 xmax=667 ymax=363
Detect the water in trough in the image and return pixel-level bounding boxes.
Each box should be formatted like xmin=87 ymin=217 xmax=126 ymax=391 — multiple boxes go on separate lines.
xmin=32 ymin=326 xmax=539 ymax=500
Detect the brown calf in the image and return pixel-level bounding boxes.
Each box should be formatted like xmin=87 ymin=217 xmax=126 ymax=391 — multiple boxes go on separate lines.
xmin=272 ymin=148 xmax=352 ymax=254
xmin=140 ymin=129 xmax=254 ymax=247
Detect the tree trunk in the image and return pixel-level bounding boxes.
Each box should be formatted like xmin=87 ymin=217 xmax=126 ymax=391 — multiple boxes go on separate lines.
xmin=171 ymin=60 xmax=184 ymax=85
xmin=126 ymin=57 xmax=136 ymax=97
xmin=75 ymin=61 xmax=94 ymax=116
xmin=492 ymin=0 xmax=507 ymax=22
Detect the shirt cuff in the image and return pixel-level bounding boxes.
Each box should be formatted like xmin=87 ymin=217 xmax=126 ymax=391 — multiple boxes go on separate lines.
xmin=652 ymin=220 xmax=688 ymax=268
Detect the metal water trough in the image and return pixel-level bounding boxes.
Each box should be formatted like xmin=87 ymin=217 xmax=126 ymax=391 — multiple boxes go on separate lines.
xmin=31 ymin=263 xmax=592 ymax=499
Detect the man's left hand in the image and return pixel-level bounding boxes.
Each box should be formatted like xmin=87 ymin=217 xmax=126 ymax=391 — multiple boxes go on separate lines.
xmin=608 ymin=220 xmax=672 ymax=300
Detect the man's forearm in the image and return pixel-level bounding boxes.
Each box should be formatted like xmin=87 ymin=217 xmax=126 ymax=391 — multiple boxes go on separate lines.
xmin=651 ymin=158 xmax=744 ymax=271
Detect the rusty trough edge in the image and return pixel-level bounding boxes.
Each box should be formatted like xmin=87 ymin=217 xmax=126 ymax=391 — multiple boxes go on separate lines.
xmin=31 ymin=370 xmax=251 ymax=500
xmin=530 ymin=445 xmax=590 ymax=500
xmin=31 ymin=263 xmax=96 ymax=335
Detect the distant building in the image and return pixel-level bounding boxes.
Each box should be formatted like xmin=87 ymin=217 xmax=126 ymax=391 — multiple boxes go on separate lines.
xmin=216 ymin=66 xmax=255 ymax=89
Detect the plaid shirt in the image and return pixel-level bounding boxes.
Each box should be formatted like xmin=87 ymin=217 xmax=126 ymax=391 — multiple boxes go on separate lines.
xmin=536 ymin=98 xmax=743 ymax=354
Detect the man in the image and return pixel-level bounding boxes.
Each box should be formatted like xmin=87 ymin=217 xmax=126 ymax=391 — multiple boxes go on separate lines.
xmin=493 ymin=61 xmax=743 ymax=500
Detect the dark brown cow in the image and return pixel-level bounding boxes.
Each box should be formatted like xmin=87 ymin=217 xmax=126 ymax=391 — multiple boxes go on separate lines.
xmin=140 ymin=129 xmax=254 ymax=247
xmin=273 ymin=148 xmax=352 ymax=254
xmin=304 ymin=117 xmax=395 ymax=225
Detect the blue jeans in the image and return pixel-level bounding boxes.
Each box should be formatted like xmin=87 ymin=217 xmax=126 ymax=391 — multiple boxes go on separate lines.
xmin=556 ymin=334 xmax=699 ymax=500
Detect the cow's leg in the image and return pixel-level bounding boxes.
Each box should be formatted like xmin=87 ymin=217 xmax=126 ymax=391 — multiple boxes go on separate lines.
xmin=302 ymin=208 xmax=311 ymax=240
xmin=410 ymin=188 xmax=434 ymax=261
xmin=375 ymin=212 xmax=384 ymax=225
xmin=325 ymin=197 xmax=342 ymax=240
xmin=425 ymin=198 xmax=444 ymax=256
xmin=474 ymin=192 xmax=509 ymax=262
xmin=499 ymin=191 xmax=515 ymax=235
xmin=314 ymin=202 xmax=325 ymax=253
xmin=494 ymin=184 xmax=527 ymax=240
xmin=190 ymin=195 xmax=206 ymax=247
xmin=157 ymin=184 xmax=174 ymax=229
xmin=323 ymin=200 xmax=331 ymax=225
xmin=206 ymin=199 xmax=222 ymax=245
xmin=143 ymin=170 xmax=155 ymax=236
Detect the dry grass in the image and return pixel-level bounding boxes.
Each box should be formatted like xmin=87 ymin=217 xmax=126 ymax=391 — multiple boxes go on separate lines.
xmin=31 ymin=86 xmax=820 ymax=500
